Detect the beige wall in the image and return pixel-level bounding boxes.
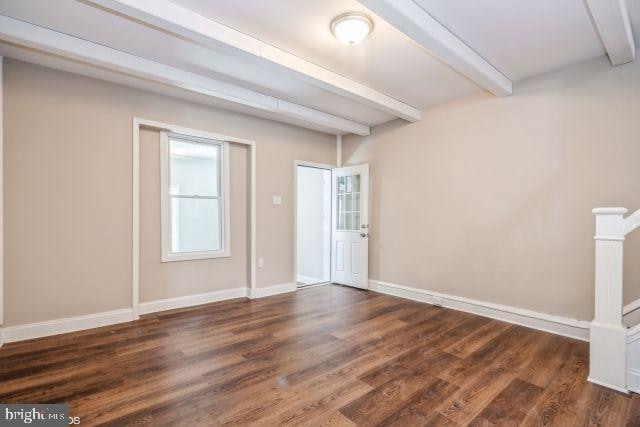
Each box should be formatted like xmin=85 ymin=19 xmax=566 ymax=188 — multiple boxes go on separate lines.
xmin=6 ymin=53 xmax=639 ymax=326
xmin=3 ymin=59 xmax=335 ymax=326
xmin=343 ymin=54 xmax=640 ymax=321
xmin=139 ymin=130 xmax=249 ymax=302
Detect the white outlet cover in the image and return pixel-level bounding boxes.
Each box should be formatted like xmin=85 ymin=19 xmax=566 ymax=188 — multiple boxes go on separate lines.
xmin=258 ymin=258 xmax=265 ymax=267
xmin=272 ymin=195 xmax=282 ymax=205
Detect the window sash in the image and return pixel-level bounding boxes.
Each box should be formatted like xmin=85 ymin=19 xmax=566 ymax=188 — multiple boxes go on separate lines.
xmin=169 ymin=195 xmax=222 ymax=253
xmin=170 ymin=195 xmax=220 ymax=200
xmin=160 ymin=132 xmax=230 ymax=262
xmin=168 ymin=136 xmax=221 ymax=198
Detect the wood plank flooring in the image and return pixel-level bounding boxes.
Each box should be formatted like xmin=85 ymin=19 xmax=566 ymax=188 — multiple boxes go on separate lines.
xmin=1 ymin=284 xmax=639 ymax=426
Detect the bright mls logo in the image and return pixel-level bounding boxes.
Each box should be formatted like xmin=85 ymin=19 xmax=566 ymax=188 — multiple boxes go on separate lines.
xmin=0 ymin=404 xmax=78 ymax=426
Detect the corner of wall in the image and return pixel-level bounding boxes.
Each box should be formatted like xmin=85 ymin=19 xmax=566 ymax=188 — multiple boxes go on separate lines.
xmin=1 ymin=55 xmax=4 ymax=328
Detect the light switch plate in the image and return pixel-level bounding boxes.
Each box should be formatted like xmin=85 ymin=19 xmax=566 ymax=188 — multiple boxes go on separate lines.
xmin=258 ymin=258 xmax=265 ymax=268
xmin=272 ymin=195 xmax=282 ymax=205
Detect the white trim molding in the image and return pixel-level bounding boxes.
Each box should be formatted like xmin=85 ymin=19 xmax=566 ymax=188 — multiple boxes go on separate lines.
xmin=358 ymin=0 xmax=512 ymax=96
xmin=86 ymin=0 xmax=421 ymax=122
xmin=0 ymin=56 xmax=3 ymax=328
xmin=624 ymin=298 xmax=640 ymax=316
xmin=0 ymin=309 xmax=137 ymax=344
xmin=0 ymin=283 xmax=300 ymax=343
xmin=627 ymin=324 xmax=640 ymax=394
xmin=296 ymin=275 xmax=326 ymax=285
xmin=627 ymin=368 xmax=640 ymax=394
xmin=0 ymin=15 xmax=370 ymax=136
xmin=624 ymin=208 xmax=640 ymax=235
xmin=368 ymin=280 xmax=590 ymax=341
xmin=159 ymin=132 xmax=231 ymax=262
xmin=627 ymin=323 xmax=640 ymax=343
xmin=588 ymin=376 xmax=630 ymax=394
xmin=293 ymin=160 xmax=334 ymax=288
xmin=585 ymin=0 xmax=636 ymax=66
xmin=589 ymin=207 xmax=629 ymax=393
xmin=249 ymin=282 xmax=297 ymax=299
xmin=133 ymin=117 xmax=257 ymax=315
xmin=138 ymin=287 xmax=247 ymax=315
xmin=623 ymin=299 xmax=640 ymax=328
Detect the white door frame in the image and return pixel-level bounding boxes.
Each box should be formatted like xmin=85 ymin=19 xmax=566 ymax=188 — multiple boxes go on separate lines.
xmin=0 ymin=57 xmax=3 ymax=327
xmin=331 ymin=164 xmax=370 ymax=289
xmin=293 ymin=160 xmax=335 ymax=288
xmin=133 ymin=117 xmax=256 ymax=317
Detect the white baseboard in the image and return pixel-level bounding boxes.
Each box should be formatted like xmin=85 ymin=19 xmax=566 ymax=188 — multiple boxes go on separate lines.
xmin=624 ymin=299 xmax=640 ymax=328
xmin=0 ymin=308 xmax=137 ymax=344
xmin=138 ymin=287 xmax=247 ymax=315
xmin=588 ymin=376 xmax=630 ymax=394
xmin=249 ymin=282 xmax=297 ymax=299
xmin=0 ymin=284 xmax=299 ymax=345
xmin=368 ymin=280 xmax=590 ymax=342
xmin=624 ymin=298 xmax=640 ymax=316
xmin=628 ymin=323 xmax=640 ymax=344
xmin=4 ymin=281 xmax=591 ymax=347
xmin=296 ymin=274 xmax=325 ymax=285
xmin=627 ymin=325 xmax=640 ymax=394
xmin=628 ymin=368 xmax=640 ymax=394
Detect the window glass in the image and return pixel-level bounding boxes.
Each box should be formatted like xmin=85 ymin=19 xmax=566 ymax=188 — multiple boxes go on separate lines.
xmin=336 ymin=174 xmax=361 ymax=232
xmin=170 ymin=140 xmax=219 ymax=197
xmin=162 ymin=134 xmax=228 ymax=261
xmin=171 ymin=198 xmax=221 ymax=253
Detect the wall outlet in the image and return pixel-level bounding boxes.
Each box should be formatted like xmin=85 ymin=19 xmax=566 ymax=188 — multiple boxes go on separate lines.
xmin=258 ymin=258 xmax=265 ymax=268
xmin=272 ymin=195 xmax=282 ymax=205
xmin=432 ymin=296 xmax=444 ymax=307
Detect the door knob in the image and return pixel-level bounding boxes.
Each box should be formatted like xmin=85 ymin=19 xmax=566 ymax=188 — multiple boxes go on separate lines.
xmin=360 ymin=233 xmax=369 ymax=238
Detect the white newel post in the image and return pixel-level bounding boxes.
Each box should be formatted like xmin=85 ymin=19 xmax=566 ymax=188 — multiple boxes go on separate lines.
xmin=589 ymin=207 xmax=628 ymax=393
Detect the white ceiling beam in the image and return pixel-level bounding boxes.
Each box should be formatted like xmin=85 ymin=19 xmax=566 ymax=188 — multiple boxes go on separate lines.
xmin=358 ymin=0 xmax=512 ymax=96
xmin=0 ymin=15 xmax=370 ymax=136
xmin=585 ymin=0 xmax=636 ymax=66
xmin=86 ymin=0 xmax=422 ymax=122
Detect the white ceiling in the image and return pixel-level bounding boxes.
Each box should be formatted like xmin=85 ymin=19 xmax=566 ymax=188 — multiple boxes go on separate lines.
xmin=413 ymin=0 xmax=606 ymax=81
xmin=0 ymin=0 xmax=636 ymax=134
xmin=0 ymin=0 xmax=396 ymax=126
xmin=169 ymin=0 xmax=481 ymax=110
xmin=626 ymin=0 xmax=640 ymax=46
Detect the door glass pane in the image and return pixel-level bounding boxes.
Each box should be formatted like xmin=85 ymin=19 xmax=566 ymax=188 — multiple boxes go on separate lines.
xmin=345 ymin=212 xmax=353 ymax=230
xmin=336 ymin=173 xmax=361 ymax=232
xmin=170 ymin=139 xmax=219 ymax=197
xmin=338 ymin=213 xmax=345 ymax=230
xmin=171 ymin=197 xmax=220 ymax=252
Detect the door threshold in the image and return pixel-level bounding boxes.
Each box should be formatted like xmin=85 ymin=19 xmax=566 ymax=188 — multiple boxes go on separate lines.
xmin=297 ymin=281 xmax=332 ymax=289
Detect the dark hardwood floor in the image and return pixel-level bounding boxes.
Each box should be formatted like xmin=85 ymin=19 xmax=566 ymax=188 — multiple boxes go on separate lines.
xmin=1 ymin=284 xmax=639 ymax=426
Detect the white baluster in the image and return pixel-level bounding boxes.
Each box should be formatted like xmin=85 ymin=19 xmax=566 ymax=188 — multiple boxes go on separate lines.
xmin=589 ymin=207 xmax=628 ymax=393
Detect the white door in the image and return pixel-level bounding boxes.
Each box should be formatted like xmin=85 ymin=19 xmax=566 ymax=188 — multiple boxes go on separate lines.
xmin=331 ymin=164 xmax=369 ymax=289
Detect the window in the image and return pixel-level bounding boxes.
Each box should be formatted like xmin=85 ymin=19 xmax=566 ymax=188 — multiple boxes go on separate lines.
xmin=160 ymin=132 xmax=230 ymax=262
xmin=336 ymin=174 xmax=361 ymax=232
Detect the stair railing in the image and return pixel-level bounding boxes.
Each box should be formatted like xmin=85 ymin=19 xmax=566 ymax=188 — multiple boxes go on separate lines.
xmin=589 ymin=207 xmax=640 ymax=393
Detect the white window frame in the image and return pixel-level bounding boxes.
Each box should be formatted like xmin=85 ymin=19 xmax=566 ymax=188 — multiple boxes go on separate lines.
xmin=160 ymin=131 xmax=230 ymax=262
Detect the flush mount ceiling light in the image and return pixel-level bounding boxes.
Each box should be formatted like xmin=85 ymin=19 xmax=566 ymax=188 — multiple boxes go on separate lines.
xmin=330 ymin=12 xmax=373 ymax=46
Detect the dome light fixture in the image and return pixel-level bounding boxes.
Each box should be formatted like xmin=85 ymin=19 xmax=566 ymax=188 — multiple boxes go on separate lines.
xmin=330 ymin=12 xmax=373 ymax=46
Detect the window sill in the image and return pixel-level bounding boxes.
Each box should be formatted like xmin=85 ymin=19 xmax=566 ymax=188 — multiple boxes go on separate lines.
xmin=161 ymin=250 xmax=230 ymax=263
